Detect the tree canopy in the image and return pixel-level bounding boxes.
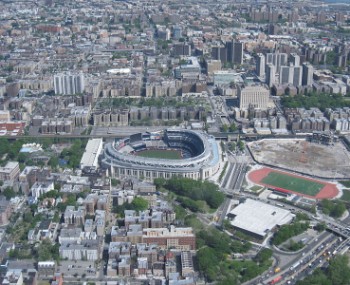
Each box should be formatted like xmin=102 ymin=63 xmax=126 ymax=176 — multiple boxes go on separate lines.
xmin=281 ymin=92 xmax=350 ymax=112
xmin=321 ymin=199 xmax=346 ymax=218
xmin=297 ymin=256 xmax=350 ymax=285
xmin=196 ymin=227 xmax=252 ymax=283
xmin=272 ymin=221 xmax=309 ymax=246
xmin=154 ymin=177 xmax=225 ymax=211
xmin=112 ymin=197 xmax=149 ymax=216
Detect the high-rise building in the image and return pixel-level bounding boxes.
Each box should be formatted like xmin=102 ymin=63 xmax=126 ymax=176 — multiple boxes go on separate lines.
xmin=233 ymin=42 xmax=244 ymax=65
xmin=293 ymin=66 xmax=302 ymax=86
xmin=226 ymin=41 xmax=244 ymax=65
xmin=211 ymin=46 xmax=227 ymax=63
xmin=238 ymin=85 xmax=270 ymax=109
xmin=266 ymin=64 xmax=275 ymax=87
xmin=225 ymin=41 xmax=234 ymax=63
xmin=302 ymin=62 xmax=314 ymax=86
xmin=280 ymin=65 xmax=302 ymax=86
xmin=256 ymin=53 xmax=265 ymax=77
xmin=280 ymin=66 xmax=293 ymax=85
xmin=266 ymin=53 xmax=288 ymax=71
xmin=290 ymin=53 xmax=300 ymax=66
xmin=172 ymin=43 xmax=191 ymax=56
xmin=54 ymin=73 xmax=85 ymax=95
xmin=173 ymin=26 xmax=182 ymax=39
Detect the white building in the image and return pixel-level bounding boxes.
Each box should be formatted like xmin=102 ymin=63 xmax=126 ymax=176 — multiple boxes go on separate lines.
xmin=31 ymin=182 xmax=54 ymax=201
xmin=3 ymin=269 xmax=23 ymax=285
xmin=59 ymin=240 xmax=99 ymax=261
xmin=266 ymin=64 xmax=275 ymax=87
xmin=238 ymin=85 xmax=270 ymax=109
xmin=54 ymin=73 xmax=85 ymax=95
xmin=290 ymin=53 xmax=300 ymax=67
xmin=228 ymin=199 xmax=295 ymax=240
xmin=80 ymin=138 xmax=103 ymax=169
xmin=256 ymin=53 xmax=265 ymax=77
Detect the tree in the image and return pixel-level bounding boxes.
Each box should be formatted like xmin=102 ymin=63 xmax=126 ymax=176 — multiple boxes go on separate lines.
xmin=314 ymin=222 xmax=326 ymax=232
xmin=254 ymin=248 xmax=273 ymax=264
xmin=111 ymin=178 xmax=119 ymax=187
xmin=296 ymin=269 xmax=331 ymax=285
xmin=3 ymin=187 xmax=16 ymax=200
xmin=328 ymin=255 xmax=350 ymax=285
xmin=48 ymin=156 xmax=59 ymax=169
xmin=321 ymin=200 xmax=346 ymax=218
xmin=36 ymin=239 xmax=59 ymax=261
xmin=220 ymin=124 xmax=229 ymax=132
xmin=238 ymin=140 xmax=245 ymax=151
xmin=154 ymin=178 xmax=166 ymax=189
xmin=197 ymin=247 xmax=220 ymax=282
xmin=130 ymin=197 xmax=148 ymax=211
xmin=229 ymin=122 xmax=237 ymax=132
xmin=17 ymin=152 xmax=27 ymax=163
xmin=272 ymin=222 xmax=309 ymax=245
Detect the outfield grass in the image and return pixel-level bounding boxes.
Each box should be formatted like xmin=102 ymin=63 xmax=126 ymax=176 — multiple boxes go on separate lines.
xmin=261 ymin=172 xmax=324 ymax=197
xmin=137 ymin=149 xmax=182 ymax=159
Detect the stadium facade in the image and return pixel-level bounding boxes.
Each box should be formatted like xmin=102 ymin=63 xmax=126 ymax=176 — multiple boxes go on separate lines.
xmin=101 ymin=129 xmax=221 ymax=181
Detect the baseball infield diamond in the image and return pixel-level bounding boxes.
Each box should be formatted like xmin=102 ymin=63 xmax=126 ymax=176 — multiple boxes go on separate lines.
xmin=248 ymin=167 xmax=339 ymax=199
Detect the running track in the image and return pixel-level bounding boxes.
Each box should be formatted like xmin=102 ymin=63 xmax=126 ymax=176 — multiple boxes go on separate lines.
xmin=248 ymin=167 xmax=339 ymax=199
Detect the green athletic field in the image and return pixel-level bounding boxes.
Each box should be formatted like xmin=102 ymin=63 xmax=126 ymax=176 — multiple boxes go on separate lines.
xmin=136 ymin=149 xmax=182 ymax=159
xmin=261 ymin=171 xmax=325 ymax=196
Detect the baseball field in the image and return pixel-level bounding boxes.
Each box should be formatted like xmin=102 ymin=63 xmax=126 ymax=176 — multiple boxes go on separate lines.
xmin=136 ymin=149 xmax=182 ymax=159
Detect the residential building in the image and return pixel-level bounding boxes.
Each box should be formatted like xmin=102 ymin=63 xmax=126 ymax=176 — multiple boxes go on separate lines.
xmin=302 ymin=62 xmax=314 ymax=86
xmin=142 ymin=226 xmax=196 ymax=250
xmin=256 ymin=53 xmax=265 ymax=77
xmin=0 ymin=162 xmax=20 ymax=181
xmin=54 ymin=73 xmax=85 ymax=95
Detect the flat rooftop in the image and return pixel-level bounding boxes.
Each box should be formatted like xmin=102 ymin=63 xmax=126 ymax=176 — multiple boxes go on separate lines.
xmin=228 ymin=199 xmax=295 ymax=238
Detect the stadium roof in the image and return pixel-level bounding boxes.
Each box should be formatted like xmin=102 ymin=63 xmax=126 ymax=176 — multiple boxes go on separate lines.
xmin=228 ymin=199 xmax=295 ymax=238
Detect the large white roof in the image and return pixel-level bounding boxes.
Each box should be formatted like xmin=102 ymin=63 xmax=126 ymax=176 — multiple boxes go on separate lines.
xmin=229 ymin=199 xmax=295 ymax=238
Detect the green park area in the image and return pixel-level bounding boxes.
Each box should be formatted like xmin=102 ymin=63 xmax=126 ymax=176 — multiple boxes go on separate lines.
xmin=261 ymin=172 xmax=324 ymax=197
xmin=136 ymin=149 xmax=182 ymax=159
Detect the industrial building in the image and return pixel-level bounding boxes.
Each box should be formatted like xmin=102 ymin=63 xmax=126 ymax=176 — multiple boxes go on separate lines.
xmin=227 ymin=199 xmax=295 ymax=240
xmin=80 ymin=138 xmax=103 ymax=170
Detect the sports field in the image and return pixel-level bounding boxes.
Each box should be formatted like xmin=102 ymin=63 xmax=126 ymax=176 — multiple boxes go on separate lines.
xmin=261 ymin=172 xmax=324 ymax=196
xmin=136 ymin=149 xmax=182 ymax=159
xmin=248 ymin=167 xmax=339 ymax=199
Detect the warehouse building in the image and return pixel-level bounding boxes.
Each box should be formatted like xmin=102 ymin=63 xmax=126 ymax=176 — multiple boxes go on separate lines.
xmin=227 ymin=199 xmax=295 ymax=240
xmin=80 ymin=138 xmax=103 ymax=170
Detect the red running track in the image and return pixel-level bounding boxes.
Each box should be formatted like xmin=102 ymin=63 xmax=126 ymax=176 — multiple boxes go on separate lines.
xmin=248 ymin=167 xmax=339 ymax=199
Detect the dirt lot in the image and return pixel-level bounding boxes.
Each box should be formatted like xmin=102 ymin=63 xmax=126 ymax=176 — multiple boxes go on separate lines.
xmin=248 ymin=139 xmax=350 ymax=179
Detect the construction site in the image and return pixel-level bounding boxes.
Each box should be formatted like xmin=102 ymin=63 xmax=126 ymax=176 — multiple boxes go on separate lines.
xmin=247 ymin=139 xmax=350 ymax=179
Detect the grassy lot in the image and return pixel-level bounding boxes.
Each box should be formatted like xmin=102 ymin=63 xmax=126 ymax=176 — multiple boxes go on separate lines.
xmin=261 ymin=172 xmax=324 ymax=197
xmin=250 ymin=185 xmax=263 ymax=192
xmin=340 ymin=189 xmax=350 ymax=202
xmin=136 ymin=149 xmax=182 ymax=159
xmin=340 ymin=181 xmax=350 ymax=188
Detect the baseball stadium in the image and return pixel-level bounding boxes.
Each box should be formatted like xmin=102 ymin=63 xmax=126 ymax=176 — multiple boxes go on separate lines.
xmin=101 ymin=129 xmax=221 ymax=181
